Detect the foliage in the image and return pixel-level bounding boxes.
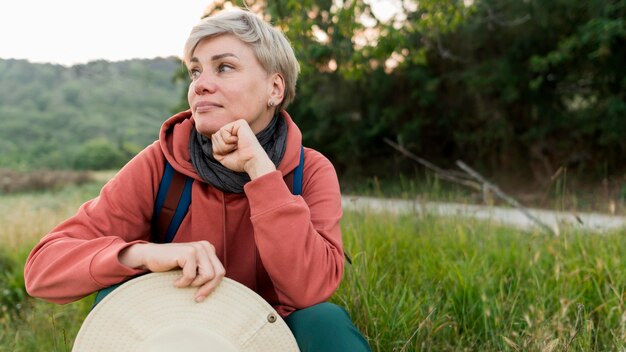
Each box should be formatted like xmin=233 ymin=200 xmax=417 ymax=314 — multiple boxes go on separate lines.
xmin=73 ymin=138 xmax=126 ymax=170
xmin=0 ymin=58 xmax=185 ymax=170
xmin=201 ymin=0 xmax=626 ymax=184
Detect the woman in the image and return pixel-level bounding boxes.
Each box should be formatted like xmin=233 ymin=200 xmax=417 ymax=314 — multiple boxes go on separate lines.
xmin=24 ymin=8 xmax=370 ymax=351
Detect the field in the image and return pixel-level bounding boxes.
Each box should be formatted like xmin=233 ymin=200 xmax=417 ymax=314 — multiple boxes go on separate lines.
xmin=1 ymin=177 xmax=626 ymax=351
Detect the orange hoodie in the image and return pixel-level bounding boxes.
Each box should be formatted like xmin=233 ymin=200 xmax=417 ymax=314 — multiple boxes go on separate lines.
xmin=24 ymin=110 xmax=344 ymax=317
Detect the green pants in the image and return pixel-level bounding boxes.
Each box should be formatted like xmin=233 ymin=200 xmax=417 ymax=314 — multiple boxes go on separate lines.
xmin=285 ymin=302 xmax=371 ymax=351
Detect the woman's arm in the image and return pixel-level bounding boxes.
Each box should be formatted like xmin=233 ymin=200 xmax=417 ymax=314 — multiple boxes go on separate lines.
xmin=245 ymin=149 xmax=344 ymax=309
xmin=211 ymin=119 xmax=344 ymax=309
xmin=23 ymin=144 xmax=162 ymax=303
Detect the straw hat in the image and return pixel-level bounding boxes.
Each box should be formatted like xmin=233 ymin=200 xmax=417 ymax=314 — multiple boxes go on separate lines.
xmin=73 ymin=271 xmax=300 ymax=351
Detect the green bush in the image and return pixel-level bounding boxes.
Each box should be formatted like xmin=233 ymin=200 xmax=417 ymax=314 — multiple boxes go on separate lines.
xmin=73 ymin=138 xmax=126 ymax=170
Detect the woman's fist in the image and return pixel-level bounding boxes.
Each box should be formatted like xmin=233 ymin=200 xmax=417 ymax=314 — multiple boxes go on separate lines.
xmin=211 ymin=119 xmax=276 ymax=179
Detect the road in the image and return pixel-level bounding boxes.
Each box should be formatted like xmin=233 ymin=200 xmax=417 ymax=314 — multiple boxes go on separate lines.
xmin=341 ymin=196 xmax=626 ymax=234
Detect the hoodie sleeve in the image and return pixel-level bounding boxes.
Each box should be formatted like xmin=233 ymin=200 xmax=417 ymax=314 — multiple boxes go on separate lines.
xmin=244 ymin=148 xmax=344 ymax=309
xmin=23 ymin=143 xmax=164 ymax=304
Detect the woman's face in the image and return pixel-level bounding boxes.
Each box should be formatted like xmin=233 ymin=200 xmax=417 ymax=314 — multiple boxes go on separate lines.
xmin=187 ymin=35 xmax=279 ymax=135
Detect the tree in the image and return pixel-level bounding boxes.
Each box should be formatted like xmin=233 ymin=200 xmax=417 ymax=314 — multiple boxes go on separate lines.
xmin=221 ymin=0 xmax=626 ymax=183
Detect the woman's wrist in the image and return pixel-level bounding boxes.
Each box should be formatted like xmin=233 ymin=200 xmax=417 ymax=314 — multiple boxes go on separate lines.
xmin=119 ymin=243 xmax=148 ymax=269
xmin=244 ymin=152 xmax=276 ymax=180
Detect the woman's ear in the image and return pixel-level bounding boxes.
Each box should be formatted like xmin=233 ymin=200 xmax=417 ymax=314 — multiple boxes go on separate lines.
xmin=268 ymin=73 xmax=285 ymax=107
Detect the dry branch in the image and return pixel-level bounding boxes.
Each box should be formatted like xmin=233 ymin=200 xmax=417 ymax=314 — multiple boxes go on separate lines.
xmin=456 ymin=160 xmax=556 ymax=235
xmin=383 ymin=138 xmax=482 ymax=191
xmin=384 ymin=138 xmax=557 ymax=235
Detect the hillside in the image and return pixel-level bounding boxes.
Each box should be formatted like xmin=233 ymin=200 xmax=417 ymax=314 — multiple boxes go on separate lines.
xmin=0 ymin=58 xmax=186 ymax=170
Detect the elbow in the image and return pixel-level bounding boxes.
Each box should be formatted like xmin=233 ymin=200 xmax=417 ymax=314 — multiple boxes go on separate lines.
xmin=24 ymin=275 xmax=47 ymax=302
xmin=24 ymin=264 xmax=74 ymax=305
xmin=290 ymin=261 xmax=344 ymax=309
xmin=24 ymin=271 xmax=48 ymax=302
xmin=291 ymin=279 xmax=341 ymax=309
xmin=24 ymin=281 xmax=46 ymax=302
xmin=23 ymin=262 xmax=39 ymax=298
xmin=24 ymin=279 xmax=76 ymax=305
xmin=24 ymin=248 xmax=50 ymax=301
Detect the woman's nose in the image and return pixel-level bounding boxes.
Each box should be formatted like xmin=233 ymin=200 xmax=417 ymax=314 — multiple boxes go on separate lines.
xmin=193 ymin=72 xmax=217 ymax=94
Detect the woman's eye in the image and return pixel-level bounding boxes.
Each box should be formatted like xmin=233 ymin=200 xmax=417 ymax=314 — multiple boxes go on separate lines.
xmin=217 ymin=64 xmax=234 ymax=73
xmin=189 ymin=68 xmax=201 ymax=80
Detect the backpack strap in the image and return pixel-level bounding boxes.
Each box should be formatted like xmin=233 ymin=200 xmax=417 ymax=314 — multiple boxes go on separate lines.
xmin=93 ymin=283 xmax=118 ymax=306
xmin=292 ymin=145 xmax=304 ymax=195
xmin=93 ymin=161 xmax=193 ymax=308
xmin=152 ymin=162 xmax=194 ymax=243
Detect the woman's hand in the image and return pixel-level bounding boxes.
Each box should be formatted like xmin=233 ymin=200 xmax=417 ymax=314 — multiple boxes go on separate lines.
xmin=119 ymin=241 xmax=225 ymax=302
xmin=211 ymin=119 xmax=276 ymax=179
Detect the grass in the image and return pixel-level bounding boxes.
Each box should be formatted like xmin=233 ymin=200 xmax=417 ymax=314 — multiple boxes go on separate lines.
xmin=0 ymin=182 xmax=101 ymax=352
xmin=337 ymin=211 xmax=626 ymax=350
xmin=2 ymin=176 xmax=626 ymax=350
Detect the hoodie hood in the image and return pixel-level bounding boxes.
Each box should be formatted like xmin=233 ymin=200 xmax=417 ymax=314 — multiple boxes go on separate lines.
xmin=159 ymin=110 xmax=303 ymax=182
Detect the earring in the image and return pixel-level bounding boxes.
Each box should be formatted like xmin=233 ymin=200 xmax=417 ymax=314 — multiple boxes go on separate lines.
xmin=268 ymin=100 xmax=274 ymax=107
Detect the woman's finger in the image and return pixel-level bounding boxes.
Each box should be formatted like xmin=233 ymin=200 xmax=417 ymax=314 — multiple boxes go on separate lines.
xmin=194 ymin=248 xmax=226 ymax=302
xmin=212 ymin=131 xmax=237 ymax=155
xmin=211 ymin=132 xmax=226 ymax=153
xmin=173 ymin=246 xmax=199 ymax=287
xmin=220 ymin=126 xmax=238 ymax=142
xmin=189 ymin=242 xmax=215 ymax=287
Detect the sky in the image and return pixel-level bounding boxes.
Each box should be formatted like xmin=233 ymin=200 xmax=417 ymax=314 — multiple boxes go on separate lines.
xmin=0 ymin=0 xmax=399 ymax=67
xmin=0 ymin=1 xmax=210 ymax=66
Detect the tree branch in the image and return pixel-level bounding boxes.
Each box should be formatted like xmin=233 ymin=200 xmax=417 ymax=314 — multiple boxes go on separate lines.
xmin=456 ymin=160 xmax=557 ymax=235
xmin=383 ymin=137 xmax=557 ymax=235
xmin=383 ymin=138 xmax=481 ymax=191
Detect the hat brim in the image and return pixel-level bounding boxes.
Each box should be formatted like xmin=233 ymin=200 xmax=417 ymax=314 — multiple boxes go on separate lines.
xmin=72 ymin=271 xmax=299 ymax=351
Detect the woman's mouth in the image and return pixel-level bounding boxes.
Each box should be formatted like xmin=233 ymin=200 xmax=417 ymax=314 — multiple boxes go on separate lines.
xmin=195 ymin=101 xmax=223 ymax=113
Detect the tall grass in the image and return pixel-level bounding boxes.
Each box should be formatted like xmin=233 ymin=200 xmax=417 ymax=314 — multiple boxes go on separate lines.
xmin=337 ymin=211 xmax=626 ymax=350
xmin=2 ymin=178 xmax=626 ymax=350
xmin=0 ymin=182 xmax=101 ymax=352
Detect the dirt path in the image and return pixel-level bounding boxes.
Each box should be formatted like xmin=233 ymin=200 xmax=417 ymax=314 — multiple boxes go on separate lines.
xmin=341 ymin=196 xmax=626 ymax=234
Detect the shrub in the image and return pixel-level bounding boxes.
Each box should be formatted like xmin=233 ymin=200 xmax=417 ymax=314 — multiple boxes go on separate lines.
xmin=73 ymin=138 xmax=126 ymax=170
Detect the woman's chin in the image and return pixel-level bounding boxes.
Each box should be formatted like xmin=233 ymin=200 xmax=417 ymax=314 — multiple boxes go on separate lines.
xmin=194 ymin=119 xmax=227 ymax=136
xmin=195 ymin=126 xmax=219 ymax=137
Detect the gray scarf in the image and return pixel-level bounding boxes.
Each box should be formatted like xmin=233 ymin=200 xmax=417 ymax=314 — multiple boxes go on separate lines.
xmin=189 ymin=115 xmax=288 ymax=193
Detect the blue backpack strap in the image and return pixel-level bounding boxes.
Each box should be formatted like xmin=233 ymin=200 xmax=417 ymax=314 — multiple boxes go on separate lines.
xmin=292 ymin=145 xmax=304 ymax=196
xmin=152 ymin=161 xmax=175 ymax=226
xmin=164 ymin=177 xmax=193 ymax=243
xmin=152 ymin=162 xmax=193 ymax=243
xmin=93 ymin=161 xmax=193 ymax=308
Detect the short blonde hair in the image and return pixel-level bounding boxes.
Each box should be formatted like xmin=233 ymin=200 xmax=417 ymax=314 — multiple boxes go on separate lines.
xmin=184 ymin=9 xmax=300 ymax=111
